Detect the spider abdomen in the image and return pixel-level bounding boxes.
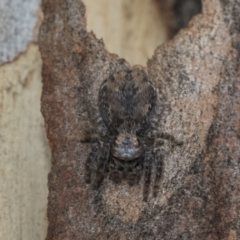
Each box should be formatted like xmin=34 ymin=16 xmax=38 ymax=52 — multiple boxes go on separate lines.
xmin=98 ymin=68 xmax=156 ymax=134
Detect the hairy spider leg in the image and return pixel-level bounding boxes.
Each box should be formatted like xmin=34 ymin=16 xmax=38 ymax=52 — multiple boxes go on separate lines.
xmin=126 ymin=164 xmax=142 ymax=186
xmin=92 ymin=143 xmax=110 ymax=189
xmin=85 ymin=143 xmax=99 ymax=184
xmin=143 ymin=152 xmax=154 ymax=202
xmin=153 ymin=150 xmax=163 ymax=198
xmin=149 ymin=131 xmax=183 ymax=146
xmin=147 ymin=112 xmax=182 ymax=144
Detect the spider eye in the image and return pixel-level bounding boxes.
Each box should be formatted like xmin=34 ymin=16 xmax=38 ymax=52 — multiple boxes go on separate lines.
xmin=112 ymin=133 xmax=143 ymax=161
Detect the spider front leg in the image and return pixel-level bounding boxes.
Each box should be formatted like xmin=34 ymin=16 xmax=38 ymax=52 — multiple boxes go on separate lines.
xmin=143 ymin=152 xmax=154 ymax=202
xmin=92 ymin=142 xmax=110 ymax=189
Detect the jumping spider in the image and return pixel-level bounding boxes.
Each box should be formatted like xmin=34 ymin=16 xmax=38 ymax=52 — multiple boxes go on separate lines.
xmin=82 ymin=68 xmax=182 ymax=201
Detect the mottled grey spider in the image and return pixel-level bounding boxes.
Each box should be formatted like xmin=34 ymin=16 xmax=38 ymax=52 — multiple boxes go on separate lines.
xmin=82 ymin=67 xmax=182 ymax=201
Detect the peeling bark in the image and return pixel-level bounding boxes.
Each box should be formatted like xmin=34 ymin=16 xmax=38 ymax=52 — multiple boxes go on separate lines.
xmin=39 ymin=0 xmax=240 ymax=239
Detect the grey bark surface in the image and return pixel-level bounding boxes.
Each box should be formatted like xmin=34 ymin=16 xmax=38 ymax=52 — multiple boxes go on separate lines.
xmin=0 ymin=0 xmax=40 ymax=64
xmin=39 ymin=0 xmax=240 ymax=239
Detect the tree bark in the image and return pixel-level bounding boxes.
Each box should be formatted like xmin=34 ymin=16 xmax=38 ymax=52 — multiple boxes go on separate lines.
xmin=39 ymin=0 xmax=240 ymax=239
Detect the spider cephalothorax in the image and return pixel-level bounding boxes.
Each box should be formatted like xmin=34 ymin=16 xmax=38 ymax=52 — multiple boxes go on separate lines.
xmin=83 ymin=67 xmax=182 ymax=201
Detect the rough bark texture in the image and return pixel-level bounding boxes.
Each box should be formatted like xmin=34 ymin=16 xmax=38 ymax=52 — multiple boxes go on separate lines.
xmin=0 ymin=1 xmax=50 ymax=239
xmin=39 ymin=0 xmax=240 ymax=239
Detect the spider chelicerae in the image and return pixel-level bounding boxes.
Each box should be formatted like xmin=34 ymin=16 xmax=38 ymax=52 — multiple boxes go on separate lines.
xmin=82 ymin=67 xmax=182 ymax=201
